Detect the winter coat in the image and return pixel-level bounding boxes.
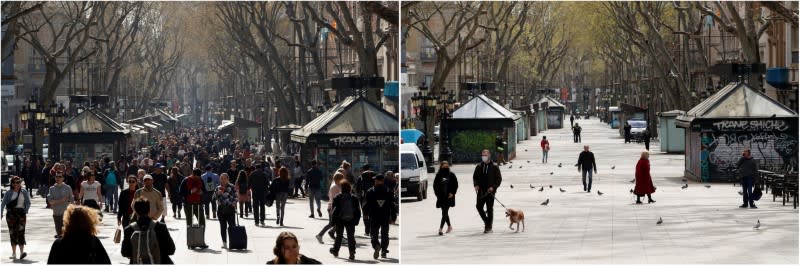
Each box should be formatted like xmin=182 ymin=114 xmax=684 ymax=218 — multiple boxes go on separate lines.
xmin=634 ymin=158 xmax=656 ymax=195
xmin=433 ymin=170 xmax=458 ymax=208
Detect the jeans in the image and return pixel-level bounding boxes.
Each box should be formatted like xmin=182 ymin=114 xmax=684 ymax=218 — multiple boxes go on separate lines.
xmin=185 ymin=203 xmax=205 ymax=226
xmin=103 ymin=185 xmax=118 ymax=211
xmin=204 ymin=196 xmax=218 ymax=218
xmin=574 ymin=133 xmax=581 ymax=143
xmin=440 ymin=206 xmax=451 ymax=229
xmin=275 ymin=192 xmax=288 ymax=223
xmin=582 ymin=169 xmax=593 ymax=191
xmin=308 ymin=189 xmax=322 ymax=215
xmin=332 ymin=223 xmax=356 ymax=255
xmin=170 ymin=197 xmax=183 ymax=216
xmin=741 ymin=177 xmax=755 ymax=207
xmin=252 ymin=192 xmax=266 ymax=224
xmin=218 ymin=206 xmax=236 ymax=243
xmin=542 ymin=151 xmax=549 ymax=163
xmin=475 ymin=192 xmax=494 ymax=229
xmin=53 ymin=215 xmax=63 ymax=237
xmin=370 ymin=220 xmax=390 ymax=251
xmin=318 ymin=209 xmax=335 ymax=236
xmin=294 ymin=178 xmax=305 ymax=196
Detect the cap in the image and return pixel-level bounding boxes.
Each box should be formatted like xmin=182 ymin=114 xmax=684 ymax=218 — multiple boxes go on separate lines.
xmin=143 ymin=174 xmax=153 ymax=180
xmin=155 ymin=163 xmax=165 ymax=169
xmin=373 ymin=174 xmax=385 ymax=180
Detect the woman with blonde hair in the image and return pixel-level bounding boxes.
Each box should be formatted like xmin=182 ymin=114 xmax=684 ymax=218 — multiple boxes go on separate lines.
xmin=267 ymin=231 xmax=321 ymax=264
xmin=47 ymin=205 xmax=111 ymax=264
xmin=634 ymin=151 xmax=656 ymax=204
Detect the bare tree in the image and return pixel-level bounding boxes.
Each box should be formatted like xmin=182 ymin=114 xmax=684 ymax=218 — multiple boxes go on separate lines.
xmin=94 ymin=2 xmax=146 ymax=105
xmin=2 ymin=2 xmax=44 ymax=61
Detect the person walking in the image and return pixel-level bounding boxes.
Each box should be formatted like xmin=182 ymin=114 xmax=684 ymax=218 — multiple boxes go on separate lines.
xmin=624 ymin=122 xmax=632 ymax=144
xmin=134 ymin=175 xmax=165 ymax=221
xmin=643 ymin=127 xmax=651 ymax=151
xmin=234 ymin=170 xmax=251 ymax=218
xmin=166 ymin=167 xmax=185 ymax=219
xmin=79 ymin=169 xmax=104 ymax=211
xmin=249 ymin=163 xmax=270 ymax=226
xmin=272 ymin=167 xmax=291 ymax=226
xmin=150 ymin=164 xmax=169 ymax=222
xmin=121 ymin=197 xmax=176 ymax=264
xmin=737 ymin=148 xmax=759 ymax=209
xmin=495 ymin=136 xmax=507 ymax=165
xmin=329 ymin=181 xmax=361 ymax=261
xmin=570 ymin=114 xmax=575 ymax=128
xmin=363 ymin=174 xmax=396 ymax=259
xmin=634 ymin=151 xmax=656 ymax=204
xmin=215 ymin=173 xmax=238 ymax=249
xmin=102 ymin=162 xmax=122 ymax=213
xmin=201 ymin=166 xmax=220 ymax=219
xmin=473 ymin=149 xmax=502 ymax=233
xmin=356 ymin=165 xmax=376 ymax=236
xmin=2 ymin=176 xmax=31 ymax=261
xmin=540 ymin=136 xmax=550 ymax=164
xmin=576 ymin=145 xmax=598 ymax=192
xmin=47 ymin=205 xmax=112 ymax=264
xmin=316 ymin=173 xmax=345 ymax=243
xmin=305 ymin=160 xmax=324 ymax=218
xmin=47 ymin=171 xmax=72 ymax=238
xmin=292 ymin=160 xmax=305 ymax=198
xmin=267 ymin=232 xmax=322 ymax=264
xmin=118 ymin=175 xmax=139 ymax=228
xmin=572 ymin=123 xmax=582 ymax=143
xmin=434 ymin=161 xmax=458 ymax=235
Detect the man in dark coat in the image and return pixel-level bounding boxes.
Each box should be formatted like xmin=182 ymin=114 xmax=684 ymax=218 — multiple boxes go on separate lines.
xmin=472 ymin=149 xmax=502 ymax=233
xmin=737 ymin=149 xmax=759 ymax=209
xmin=643 ymin=128 xmax=651 ymax=151
xmin=624 ymin=122 xmax=632 ymax=143
xmin=363 ymin=174 xmax=396 ymax=259
xmin=248 ymin=163 xmax=271 ymax=226
xmin=576 ymin=145 xmax=598 ymax=192
xmin=356 ymin=165 xmax=376 ymax=236
xmin=572 ymin=123 xmax=582 ymax=143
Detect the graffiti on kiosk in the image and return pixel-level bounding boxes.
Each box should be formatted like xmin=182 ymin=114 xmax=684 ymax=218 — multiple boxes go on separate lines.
xmin=701 ymin=131 xmax=798 ymax=181
xmin=711 ymin=120 xmax=790 ymax=132
xmin=328 ymin=135 xmax=398 ymax=146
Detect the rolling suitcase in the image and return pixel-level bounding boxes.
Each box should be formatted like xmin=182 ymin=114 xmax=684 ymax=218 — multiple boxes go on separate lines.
xmin=227 ymin=215 xmax=247 ymax=250
xmin=187 ymin=205 xmax=206 ymax=248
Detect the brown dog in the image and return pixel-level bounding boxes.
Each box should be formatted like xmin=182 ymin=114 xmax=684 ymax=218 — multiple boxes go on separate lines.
xmin=505 ymin=208 xmax=525 ymax=232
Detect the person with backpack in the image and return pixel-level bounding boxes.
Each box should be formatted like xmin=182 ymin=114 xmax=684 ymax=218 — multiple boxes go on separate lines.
xmin=180 ymin=168 xmax=208 ymax=230
xmin=305 ymin=160 xmax=324 ymax=218
xmin=329 ymin=181 xmax=361 ymax=261
xmin=540 ymin=136 xmax=550 ymax=164
xmin=121 ymin=197 xmax=176 ymax=264
xmin=434 ymin=161 xmax=458 ymax=236
xmin=102 ymin=162 xmax=122 ymax=213
xmin=272 ymin=167 xmax=291 ymax=227
xmin=201 ymin=166 xmax=220 ymax=219
xmin=215 ymin=173 xmax=238 ymax=249
xmin=363 ymin=174 xmax=396 ymax=259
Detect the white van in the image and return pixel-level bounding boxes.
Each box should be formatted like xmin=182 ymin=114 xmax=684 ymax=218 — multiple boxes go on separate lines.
xmin=400 ymin=143 xmax=428 ymax=201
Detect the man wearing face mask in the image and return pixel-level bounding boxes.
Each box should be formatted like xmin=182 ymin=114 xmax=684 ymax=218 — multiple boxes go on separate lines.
xmin=472 ymin=149 xmax=502 ymax=233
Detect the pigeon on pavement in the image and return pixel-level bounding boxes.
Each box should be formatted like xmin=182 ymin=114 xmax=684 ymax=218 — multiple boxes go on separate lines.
xmin=558 ymin=163 xmax=562 ymax=168
xmin=681 ymin=184 xmax=688 ymax=189
xmin=509 ymin=165 xmax=513 ymax=169
xmin=754 ymin=220 xmax=760 ymax=229
xmin=629 ymin=189 xmax=634 ymax=194
xmin=611 ymin=166 xmax=616 ymax=170
xmin=550 ymin=172 xmax=554 ymax=175
xmin=704 ymin=185 xmax=711 ymax=188
xmin=527 ymin=160 xmax=530 ymax=163
xmin=559 ymin=188 xmax=566 ymax=193
xmin=519 ymin=166 xmax=522 ymax=169
xmin=525 ymin=149 xmax=528 ymax=152
xmin=541 ymin=199 xmax=550 ymax=206
xmin=738 ymin=191 xmax=743 ymax=195
xmin=549 ymin=185 xmax=553 ymax=189
xmin=657 ymin=217 xmax=663 ymax=225
xmin=538 ymin=187 xmax=544 ymax=192
xmin=629 ymin=179 xmax=635 ymax=183
xmin=510 ymin=184 xmax=514 ymax=189
xmin=597 ymin=191 xmax=603 ymax=196
xmin=530 ymin=184 xmax=534 ymax=189
xmin=681 ymin=178 xmax=687 ymax=182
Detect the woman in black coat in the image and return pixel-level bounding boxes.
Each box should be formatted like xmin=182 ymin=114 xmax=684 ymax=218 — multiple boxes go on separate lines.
xmin=433 ymin=161 xmax=458 ymax=235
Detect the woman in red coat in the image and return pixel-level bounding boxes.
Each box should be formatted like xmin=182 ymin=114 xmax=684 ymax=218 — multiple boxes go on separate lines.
xmin=634 ymin=151 xmax=656 ymax=204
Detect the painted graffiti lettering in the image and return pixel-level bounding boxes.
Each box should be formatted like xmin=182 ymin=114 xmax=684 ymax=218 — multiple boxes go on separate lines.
xmin=702 ymin=131 xmax=798 ymax=181
xmin=711 ymin=120 xmax=789 ymax=132
xmin=328 ymin=135 xmax=398 ymax=146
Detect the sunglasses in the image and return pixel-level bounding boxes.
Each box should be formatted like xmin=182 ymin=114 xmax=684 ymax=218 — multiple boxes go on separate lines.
xmin=127 ymin=180 xmax=137 ymax=183
xmin=11 ymin=181 xmax=21 ymax=184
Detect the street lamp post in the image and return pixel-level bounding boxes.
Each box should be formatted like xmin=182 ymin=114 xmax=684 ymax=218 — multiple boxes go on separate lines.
xmin=437 ymin=92 xmax=456 ymax=163
xmin=411 ymin=86 xmax=437 ymax=173
xmin=19 ymin=96 xmax=66 ymax=161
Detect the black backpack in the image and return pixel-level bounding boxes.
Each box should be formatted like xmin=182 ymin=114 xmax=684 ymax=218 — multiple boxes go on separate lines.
xmin=337 ymin=195 xmax=355 ymax=222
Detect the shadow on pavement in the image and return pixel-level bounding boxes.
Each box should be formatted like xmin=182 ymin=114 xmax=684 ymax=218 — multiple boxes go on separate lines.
xmin=227 ymin=249 xmax=253 ymax=253
xmin=416 ymin=234 xmax=443 ymax=239
xmin=15 ymin=259 xmax=40 ymax=264
xmin=380 ymin=258 xmax=399 ymax=263
xmin=190 ymin=248 xmax=222 ymax=254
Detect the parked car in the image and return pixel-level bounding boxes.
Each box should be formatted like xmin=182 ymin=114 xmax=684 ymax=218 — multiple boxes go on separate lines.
xmin=400 ymin=143 xmax=428 ymax=201
xmin=628 ymin=119 xmax=648 ymax=140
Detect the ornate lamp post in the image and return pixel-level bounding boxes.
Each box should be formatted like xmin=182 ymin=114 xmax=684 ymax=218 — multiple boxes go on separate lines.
xmin=411 ymin=86 xmax=436 ymax=172
xmin=437 ymin=91 xmax=456 ymax=163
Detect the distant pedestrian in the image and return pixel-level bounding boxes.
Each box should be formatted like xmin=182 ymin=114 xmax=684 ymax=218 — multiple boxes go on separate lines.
xmin=48 ymin=171 xmax=72 ymax=238
xmin=572 ymin=123 xmax=582 ymax=143
xmin=235 ymin=169 xmax=251 ymax=218
xmin=316 ymin=173 xmax=345 ymax=243
xmin=180 ymin=168 xmax=208 ymax=227
xmin=434 ymin=161 xmax=458 ymax=236
xmin=643 ymin=128 xmax=651 ymax=151
xmin=495 ymin=136 xmax=507 ymax=165
xmin=79 ymin=169 xmax=104 ymax=211
xmin=364 ymin=174 xmax=396 ymax=259
xmin=2 ymin=176 xmax=31 ymax=261
xmin=737 ymin=148 xmax=759 ymax=209
xmin=473 ymin=149 xmax=502 ymax=233
xmin=267 ymin=232 xmax=322 ymax=264
xmin=249 ymin=163 xmax=270 ymax=226
xmin=216 ymin=173 xmax=238 ymax=249
xmin=624 ymin=122 xmax=632 ymax=144
xmin=47 ymin=205 xmax=112 ymax=264
xmin=150 ymin=164 xmax=169 ymax=222
xmin=201 ymin=166 xmax=220 ymax=219
xmin=540 ymin=136 xmax=550 ymax=163
xmin=166 ymin=167 xmax=185 ymax=219
xmin=341 ymin=161 xmax=355 ymax=185
xmin=102 ymin=162 xmax=121 ymax=213
xmin=292 ymin=161 xmax=305 ymax=198
xmin=272 ymin=167 xmax=291 ymax=226
xmin=570 ymin=114 xmax=575 ymax=127
xmin=121 ymin=197 xmax=176 ymax=264
xmin=634 ymin=151 xmax=656 ymax=204
xmin=118 ymin=175 xmax=139 ymax=228
xmin=134 ymin=175 xmax=165 ymax=221
xmin=356 ymin=165 xmax=376 ymax=236
xmin=576 ymin=145 xmax=597 ymax=192
xmin=305 ymin=160 xmax=324 ymax=218
xmin=330 ymin=181 xmax=361 ymax=261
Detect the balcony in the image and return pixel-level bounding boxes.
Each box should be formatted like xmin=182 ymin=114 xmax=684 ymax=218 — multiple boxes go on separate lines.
xmin=420 ymin=47 xmax=436 ymax=62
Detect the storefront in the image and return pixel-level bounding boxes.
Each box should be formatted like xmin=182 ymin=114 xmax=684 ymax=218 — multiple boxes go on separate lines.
xmin=676 ymin=82 xmax=798 ymax=182
xmin=442 ymin=94 xmax=520 ymax=164
xmin=217 ymin=117 xmax=262 ymax=144
xmin=291 ymin=96 xmax=399 ymax=197
xmin=50 ymin=108 xmax=130 ymax=163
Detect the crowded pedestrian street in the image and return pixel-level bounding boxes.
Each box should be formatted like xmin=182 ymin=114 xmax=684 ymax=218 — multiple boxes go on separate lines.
xmin=401 ymin=117 xmax=798 ymax=264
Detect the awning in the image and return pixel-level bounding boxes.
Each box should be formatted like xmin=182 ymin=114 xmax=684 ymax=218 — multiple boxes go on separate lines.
xmin=451 ymin=94 xmax=520 ymax=120
xmin=291 ymin=96 xmax=398 ymax=144
xmin=676 ymin=82 xmax=797 ymax=128
xmin=401 ymin=129 xmax=424 ymax=144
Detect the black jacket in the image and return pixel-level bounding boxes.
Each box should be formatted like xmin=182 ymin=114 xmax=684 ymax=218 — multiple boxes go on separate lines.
xmin=121 ymin=218 xmax=176 ymax=264
xmin=363 ymin=185 xmax=397 ymax=222
xmin=472 ymin=162 xmax=502 ymax=192
xmin=270 ymin=177 xmax=291 ymax=194
xmin=118 ymin=189 xmax=137 ymax=226
xmin=248 ymin=170 xmax=270 ymax=194
xmin=304 ymin=167 xmax=323 ymax=190
xmin=434 ymin=170 xmax=458 ymax=208
xmin=356 ymin=170 xmax=376 ymax=198
xmin=577 ymin=151 xmax=597 ymax=172
xmin=48 ymin=235 xmax=111 ymax=264
xmin=332 ymin=193 xmax=362 ymax=225
xmin=266 ymin=254 xmax=322 ymax=264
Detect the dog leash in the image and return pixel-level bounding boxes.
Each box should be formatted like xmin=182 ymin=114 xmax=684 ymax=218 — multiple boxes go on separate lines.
xmin=491 ymin=192 xmax=509 ymax=211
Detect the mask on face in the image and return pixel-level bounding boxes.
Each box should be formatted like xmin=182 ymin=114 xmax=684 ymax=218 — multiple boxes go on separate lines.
xmin=440 ymin=168 xmax=449 ymax=173
xmin=481 ymin=156 xmax=489 ymax=162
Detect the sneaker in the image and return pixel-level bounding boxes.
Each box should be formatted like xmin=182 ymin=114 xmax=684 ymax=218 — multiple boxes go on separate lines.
xmin=381 ymin=250 xmax=388 ymax=258
xmin=739 ymin=204 xmax=748 ymax=208
xmin=316 ymin=234 xmax=324 ymax=244
xmin=317 ymin=209 xmax=323 ymax=217
xmin=309 ymin=214 xmax=315 ymax=218
xmin=373 ymin=248 xmax=379 ymax=259
xmin=438 ymin=230 xmax=443 ymax=236
xmin=329 ymin=248 xmax=338 ymax=258
xmin=750 ymin=205 xmax=758 ymax=209
xmin=222 ymin=242 xmax=227 ymax=249
xmin=19 ymin=252 xmax=26 ymax=260
xmin=9 ymin=255 xmax=15 ymax=260
xmin=348 ymin=254 xmax=355 ymax=261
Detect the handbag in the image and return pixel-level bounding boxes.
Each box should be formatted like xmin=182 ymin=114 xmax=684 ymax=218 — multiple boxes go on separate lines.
xmin=752 ymin=186 xmax=763 ymax=201
xmin=113 ymin=226 xmax=122 ymax=244
xmin=5 ymin=191 xmax=20 ymax=211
